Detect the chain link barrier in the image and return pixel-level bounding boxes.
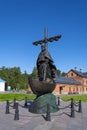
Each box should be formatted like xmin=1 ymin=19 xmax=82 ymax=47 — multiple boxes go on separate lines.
xmin=5 ymin=96 xmax=82 ymax=121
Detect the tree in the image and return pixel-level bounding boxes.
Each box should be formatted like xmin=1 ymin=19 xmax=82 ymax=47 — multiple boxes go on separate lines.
xmin=61 ymin=72 xmax=67 ymax=76
xmin=56 ymin=69 xmax=66 ymax=77
xmin=24 ymin=71 xmax=28 ymax=90
xmin=31 ymin=67 xmax=38 ymax=78
xmin=56 ymin=69 xmax=61 ymax=76
xmin=0 ymin=66 xmax=28 ymax=90
xmin=2 ymin=67 xmax=21 ymax=89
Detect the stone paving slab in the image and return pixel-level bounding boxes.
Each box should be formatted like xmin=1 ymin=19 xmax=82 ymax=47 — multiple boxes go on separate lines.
xmin=0 ymin=100 xmax=87 ymax=130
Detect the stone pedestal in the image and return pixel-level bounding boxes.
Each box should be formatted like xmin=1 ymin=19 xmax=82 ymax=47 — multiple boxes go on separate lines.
xmin=29 ymin=93 xmax=58 ymax=114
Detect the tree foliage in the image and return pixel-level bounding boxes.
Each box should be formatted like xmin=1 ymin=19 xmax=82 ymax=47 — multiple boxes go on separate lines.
xmin=56 ymin=69 xmax=61 ymax=76
xmin=0 ymin=66 xmax=29 ymax=90
xmin=30 ymin=67 xmax=38 ymax=79
xmin=61 ymin=72 xmax=67 ymax=76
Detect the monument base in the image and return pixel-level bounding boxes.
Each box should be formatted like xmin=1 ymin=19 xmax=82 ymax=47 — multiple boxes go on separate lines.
xmin=29 ymin=93 xmax=58 ymax=114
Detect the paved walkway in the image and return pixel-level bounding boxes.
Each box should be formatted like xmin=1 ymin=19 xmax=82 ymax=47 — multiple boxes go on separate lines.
xmin=0 ymin=100 xmax=87 ymax=130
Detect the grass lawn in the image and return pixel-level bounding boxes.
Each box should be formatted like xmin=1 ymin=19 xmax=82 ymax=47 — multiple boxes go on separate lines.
xmin=61 ymin=94 xmax=87 ymax=102
xmin=0 ymin=93 xmax=87 ymax=102
xmin=0 ymin=93 xmax=36 ymax=102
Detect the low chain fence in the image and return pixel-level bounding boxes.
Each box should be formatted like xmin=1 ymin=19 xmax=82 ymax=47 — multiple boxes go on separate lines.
xmin=5 ymin=97 xmax=30 ymax=120
xmin=5 ymin=96 xmax=82 ymax=121
xmin=57 ymin=97 xmax=82 ymax=118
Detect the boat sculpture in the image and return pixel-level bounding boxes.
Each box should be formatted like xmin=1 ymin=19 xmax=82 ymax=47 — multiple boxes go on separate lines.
xmin=29 ymin=77 xmax=56 ymax=96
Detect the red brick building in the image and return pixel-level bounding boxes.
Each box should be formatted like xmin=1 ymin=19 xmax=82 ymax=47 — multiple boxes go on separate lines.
xmin=53 ymin=69 xmax=87 ymax=95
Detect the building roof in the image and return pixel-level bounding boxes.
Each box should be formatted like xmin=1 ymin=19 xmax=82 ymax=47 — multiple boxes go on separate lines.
xmin=0 ymin=78 xmax=5 ymax=82
xmin=55 ymin=75 xmax=81 ymax=85
xmin=69 ymin=69 xmax=87 ymax=78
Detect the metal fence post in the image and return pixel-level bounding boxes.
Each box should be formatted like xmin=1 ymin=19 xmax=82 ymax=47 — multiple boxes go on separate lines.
xmin=14 ymin=103 xmax=19 ymax=120
xmin=58 ymin=97 xmax=60 ymax=106
xmin=13 ymin=98 xmax=16 ymax=109
xmin=78 ymin=100 xmax=82 ymax=113
xmin=5 ymin=100 xmax=10 ymax=114
xmin=24 ymin=97 xmax=28 ymax=107
xmin=46 ymin=104 xmax=51 ymax=121
xmin=71 ymin=98 xmax=75 ymax=118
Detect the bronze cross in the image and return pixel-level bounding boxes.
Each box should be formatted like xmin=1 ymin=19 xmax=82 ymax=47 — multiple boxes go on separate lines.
xmin=33 ymin=28 xmax=61 ymax=46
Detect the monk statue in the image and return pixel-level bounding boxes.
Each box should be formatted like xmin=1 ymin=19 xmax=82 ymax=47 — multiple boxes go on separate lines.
xmin=37 ymin=44 xmax=56 ymax=82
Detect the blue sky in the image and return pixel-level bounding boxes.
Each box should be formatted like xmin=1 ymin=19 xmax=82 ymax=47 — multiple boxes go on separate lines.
xmin=0 ymin=0 xmax=87 ymax=74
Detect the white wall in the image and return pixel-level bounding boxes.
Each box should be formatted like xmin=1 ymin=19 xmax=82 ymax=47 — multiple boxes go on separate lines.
xmin=0 ymin=82 xmax=5 ymax=92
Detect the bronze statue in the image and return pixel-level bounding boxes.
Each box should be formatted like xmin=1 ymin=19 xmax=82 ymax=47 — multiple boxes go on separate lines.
xmin=37 ymin=44 xmax=56 ymax=82
xmin=29 ymin=29 xmax=61 ymax=114
xmin=29 ymin=29 xmax=61 ymax=95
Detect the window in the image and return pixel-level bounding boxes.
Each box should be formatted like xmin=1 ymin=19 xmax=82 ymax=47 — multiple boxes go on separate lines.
xmin=69 ymin=87 xmax=71 ymax=92
xmin=86 ymin=80 xmax=87 ymax=84
xmin=71 ymin=73 xmax=73 ymax=76
xmin=73 ymin=88 xmax=75 ymax=92
xmin=82 ymin=80 xmax=84 ymax=84
xmin=76 ymin=87 xmax=78 ymax=91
